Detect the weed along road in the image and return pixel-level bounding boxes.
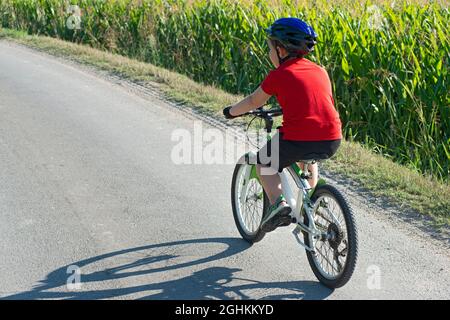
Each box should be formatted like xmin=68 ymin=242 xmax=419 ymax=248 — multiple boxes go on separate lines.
xmin=0 ymin=41 xmax=449 ymax=300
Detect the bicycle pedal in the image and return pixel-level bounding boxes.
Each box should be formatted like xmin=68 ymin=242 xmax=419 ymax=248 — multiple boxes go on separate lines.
xmin=278 ymin=219 xmax=291 ymax=227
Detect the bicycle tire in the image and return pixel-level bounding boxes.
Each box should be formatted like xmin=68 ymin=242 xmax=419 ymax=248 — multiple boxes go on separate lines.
xmin=231 ymin=163 xmax=268 ymax=243
xmin=304 ymin=184 xmax=358 ymax=288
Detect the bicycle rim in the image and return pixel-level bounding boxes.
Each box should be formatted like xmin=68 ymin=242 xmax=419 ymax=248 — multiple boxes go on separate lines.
xmin=309 ymin=194 xmax=350 ymax=281
xmin=234 ymin=164 xmax=265 ymax=235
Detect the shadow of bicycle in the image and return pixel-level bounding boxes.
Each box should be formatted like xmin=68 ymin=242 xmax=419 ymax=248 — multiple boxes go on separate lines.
xmin=2 ymin=237 xmax=333 ymax=300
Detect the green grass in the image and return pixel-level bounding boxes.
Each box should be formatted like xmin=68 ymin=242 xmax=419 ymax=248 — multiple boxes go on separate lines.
xmin=1 ymin=28 xmax=448 ymax=231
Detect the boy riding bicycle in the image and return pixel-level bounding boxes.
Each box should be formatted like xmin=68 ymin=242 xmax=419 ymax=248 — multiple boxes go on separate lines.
xmin=223 ymin=18 xmax=342 ymax=233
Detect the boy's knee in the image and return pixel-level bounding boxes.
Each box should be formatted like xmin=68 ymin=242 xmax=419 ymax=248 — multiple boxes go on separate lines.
xmin=256 ymin=163 xmax=266 ymax=175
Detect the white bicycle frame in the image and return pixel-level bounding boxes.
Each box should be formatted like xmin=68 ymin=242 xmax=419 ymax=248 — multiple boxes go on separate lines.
xmin=240 ymin=151 xmax=339 ymax=254
xmin=281 ymin=165 xmax=322 ymax=254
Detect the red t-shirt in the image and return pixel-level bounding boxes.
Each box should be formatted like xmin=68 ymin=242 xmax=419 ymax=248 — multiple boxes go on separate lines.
xmin=261 ymin=58 xmax=342 ymax=141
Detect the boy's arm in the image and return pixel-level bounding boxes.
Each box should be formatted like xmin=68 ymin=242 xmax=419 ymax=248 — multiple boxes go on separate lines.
xmin=229 ymin=86 xmax=271 ymax=116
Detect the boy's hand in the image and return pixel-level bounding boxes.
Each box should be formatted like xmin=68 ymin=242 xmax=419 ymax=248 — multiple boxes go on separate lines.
xmin=223 ymin=106 xmax=238 ymax=119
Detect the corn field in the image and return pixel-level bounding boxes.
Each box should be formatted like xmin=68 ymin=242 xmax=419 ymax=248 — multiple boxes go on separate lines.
xmin=0 ymin=0 xmax=449 ymax=181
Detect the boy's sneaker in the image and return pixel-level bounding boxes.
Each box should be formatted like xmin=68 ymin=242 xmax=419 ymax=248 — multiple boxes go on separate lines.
xmin=261 ymin=195 xmax=292 ymax=232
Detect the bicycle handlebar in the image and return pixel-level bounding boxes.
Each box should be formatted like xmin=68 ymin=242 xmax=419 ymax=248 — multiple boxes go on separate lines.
xmin=241 ymin=107 xmax=283 ymax=119
xmin=237 ymin=107 xmax=283 ymax=133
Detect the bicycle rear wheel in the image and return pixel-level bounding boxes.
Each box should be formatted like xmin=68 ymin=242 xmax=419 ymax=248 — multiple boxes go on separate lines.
xmin=231 ymin=163 xmax=268 ymax=243
xmin=304 ymin=184 xmax=358 ymax=288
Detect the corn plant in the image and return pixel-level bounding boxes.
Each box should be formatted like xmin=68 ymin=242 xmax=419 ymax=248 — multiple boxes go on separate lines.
xmin=0 ymin=0 xmax=448 ymax=181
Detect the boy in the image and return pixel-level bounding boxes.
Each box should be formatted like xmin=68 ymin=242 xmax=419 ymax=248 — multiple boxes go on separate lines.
xmin=223 ymin=18 xmax=342 ymax=232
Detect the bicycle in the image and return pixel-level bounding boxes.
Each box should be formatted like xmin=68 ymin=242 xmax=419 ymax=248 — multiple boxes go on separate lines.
xmin=230 ymin=107 xmax=358 ymax=288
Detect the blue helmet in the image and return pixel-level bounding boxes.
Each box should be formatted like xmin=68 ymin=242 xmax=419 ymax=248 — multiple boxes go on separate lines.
xmin=265 ymin=17 xmax=317 ymax=55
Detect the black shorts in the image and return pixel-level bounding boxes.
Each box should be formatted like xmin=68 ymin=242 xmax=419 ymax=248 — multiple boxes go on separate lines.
xmin=256 ymin=132 xmax=341 ymax=172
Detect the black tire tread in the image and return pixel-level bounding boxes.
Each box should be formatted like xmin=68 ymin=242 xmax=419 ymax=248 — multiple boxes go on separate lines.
xmin=304 ymin=184 xmax=358 ymax=288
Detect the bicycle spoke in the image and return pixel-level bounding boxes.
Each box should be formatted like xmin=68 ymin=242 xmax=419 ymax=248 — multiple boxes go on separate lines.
xmin=317 ymin=244 xmax=340 ymax=275
xmin=317 ymin=242 xmax=327 ymax=270
xmin=238 ymin=176 xmax=265 ymax=234
xmin=311 ymin=197 xmax=350 ymax=279
xmin=333 ymin=250 xmax=343 ymax=272
xmin=316 ymin=208 xmax=333 ymax=225
xmin=339 ymin=246 xmax=348 ymax=257
xmin=249 ymin=201 xmax=259 ymax=230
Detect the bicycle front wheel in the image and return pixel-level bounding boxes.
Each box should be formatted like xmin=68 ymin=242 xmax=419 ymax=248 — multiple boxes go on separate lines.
xmin=304 ymin=184 xmax=358 ymax=288
xmin=231 ymin=163 xmax=268 ymax=243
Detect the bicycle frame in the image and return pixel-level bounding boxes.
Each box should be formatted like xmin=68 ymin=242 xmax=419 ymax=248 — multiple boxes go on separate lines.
xmin=240 ymin=152 xmax=322 ymax=253
xmin=282 ymin=163 xmax=322 ymax=254
xmin=285 ymin=162 xmax=349 ymax=256
xmin=240 ymin=106 xmax=339 ymax=254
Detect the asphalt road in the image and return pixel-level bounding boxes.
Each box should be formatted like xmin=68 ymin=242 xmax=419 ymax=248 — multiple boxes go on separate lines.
xmin=0 ymin=41 xmax=448 ymax=300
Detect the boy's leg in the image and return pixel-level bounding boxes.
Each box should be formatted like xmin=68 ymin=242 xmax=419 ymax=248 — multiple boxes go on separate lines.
xmin=299 ymin=162 xmax=318 ymax=188
xmin=255 ymin=132 xmax=284 ymax=205
xmin=255 ymin=133 xmax=292 ymax=232
xmin=257 ymin=163 xmax=291 ymax=232
xmin=256 ymin=164 xmax=282 ymax=205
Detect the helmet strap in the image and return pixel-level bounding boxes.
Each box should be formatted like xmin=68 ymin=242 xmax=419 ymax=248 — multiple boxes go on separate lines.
xmin=277 ymin=51 xmax=298 ymax=65
xmin=274 ymin=41 xmax=302 ymax=66
xmin=276 ymin=47 xmax=290 ymax=65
